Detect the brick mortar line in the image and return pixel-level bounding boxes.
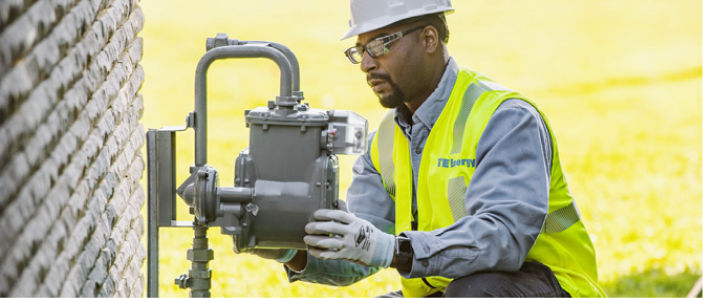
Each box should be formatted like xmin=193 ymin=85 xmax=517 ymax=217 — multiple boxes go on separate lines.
xmin=119 ymin=229 xmax=143 ymax=297
xmin=0 ymin=0 xmax=132 ymax=157
xmin=6 ymin=90 xmax=142 ymax=296
xmin=48 ymin=124 xmax=143 ymax=297
xmin=10 ymin=87 xmax=143 ymax=296
xmin=0 ymin=53 xmax=143 ymax=290
xmin=105 ymin=211 xmax=141 ymax=296
xmin=0 ymin=2 xmax=143 ymax=296
xmin=0 ymin=0 xmax=137 ymax=171
xmin=0 ymin=0 xmax=82 ymax=75
xmin=0 ymin=0 xmax=106 ymax=106
xmin=0 ymin=1 xmax=41 ymax=32
xmin=0 ymin=4 xmax=142 ymax=208
xmin=118 ymin=195 xmax=146 ymax=297
xmin=0 ymin=8 xmax=143 ymax=218
xmin=0 ymin=36 xmax=142 ymax=269
xmin=99 ymin=194 xmax=144 ymax=297
xmin=101 ymin=153 xmax=144 ymax=294
xmin=126 ymin=159 xmax=146 ymax=298
xmin=0 ymin=2 xmax=142 ymax=294
xmin=96 ymin=142 xmax=143 ymax=297
xmin=2 ymin=67 xmax=143 ymax=296
xmin=56 ymin=121 xmax=144 ymax=297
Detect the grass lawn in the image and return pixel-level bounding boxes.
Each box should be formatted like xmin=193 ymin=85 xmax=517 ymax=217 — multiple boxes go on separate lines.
xmin=139 ymin=0 xmax=702 ymax=296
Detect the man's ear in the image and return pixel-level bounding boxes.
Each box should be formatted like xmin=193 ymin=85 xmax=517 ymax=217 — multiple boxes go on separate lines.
xmin=420 ymin=25 xmax=440 ymax=54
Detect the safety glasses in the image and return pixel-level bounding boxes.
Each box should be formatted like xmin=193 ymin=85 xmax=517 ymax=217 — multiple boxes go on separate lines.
xmin=344 ymin=26 xmax=425 ymax=64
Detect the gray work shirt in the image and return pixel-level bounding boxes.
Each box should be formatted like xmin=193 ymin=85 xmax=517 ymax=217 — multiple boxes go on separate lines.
xmin=285 ymin=57 xmax=553 ymax=286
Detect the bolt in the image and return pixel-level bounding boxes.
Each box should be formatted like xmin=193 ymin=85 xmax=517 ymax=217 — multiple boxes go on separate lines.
xmin=175 ymin=274 xmax=191 ymax=289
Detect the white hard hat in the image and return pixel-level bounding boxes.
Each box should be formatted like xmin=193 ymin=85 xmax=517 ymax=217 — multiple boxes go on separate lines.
xmin=341 ymin=0 xmax=454 ymax=40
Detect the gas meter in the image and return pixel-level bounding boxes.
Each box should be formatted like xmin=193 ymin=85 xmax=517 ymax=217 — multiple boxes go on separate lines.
xmin=146 ymin=33 xmax=367 ymax=297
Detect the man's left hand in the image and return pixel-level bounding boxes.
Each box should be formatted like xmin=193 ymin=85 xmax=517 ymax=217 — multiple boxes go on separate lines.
xmin=303 ymin=209 xmax=395 ymax=267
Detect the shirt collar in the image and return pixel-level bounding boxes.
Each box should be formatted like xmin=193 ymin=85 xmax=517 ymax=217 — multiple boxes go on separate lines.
xmin=394 ymin=57 xmax=459 ymax=132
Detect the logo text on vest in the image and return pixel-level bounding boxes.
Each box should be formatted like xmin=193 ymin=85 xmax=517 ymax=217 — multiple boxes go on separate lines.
xmin=437 ymin=158 xmax=475 ymax=168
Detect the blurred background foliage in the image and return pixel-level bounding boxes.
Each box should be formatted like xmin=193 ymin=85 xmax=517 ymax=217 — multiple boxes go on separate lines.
xmin=139 ymin=0 xmax=702 ymax=296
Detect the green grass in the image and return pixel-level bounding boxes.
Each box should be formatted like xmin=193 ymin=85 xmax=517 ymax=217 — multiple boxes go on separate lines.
xmin=603 ymin=268 xmax=701 ymax=297
xmin=139 ymin=0 xmax=702 ymax=296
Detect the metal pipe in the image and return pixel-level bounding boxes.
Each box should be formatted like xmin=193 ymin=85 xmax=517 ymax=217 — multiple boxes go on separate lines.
xmin=147 ymin=132 xmax=159 ymax=298
xmin=176 ymin=222 xmax=213 ymax=297
xmin=217 ymin=187 xmax=253 ymax=203
xmin=194 ymin=45 xmax=294 ymax=166
xmin=244 ymin=41 xmax=300 ymax=92
xmin=218 ymin=203 xmax=243 ymax=217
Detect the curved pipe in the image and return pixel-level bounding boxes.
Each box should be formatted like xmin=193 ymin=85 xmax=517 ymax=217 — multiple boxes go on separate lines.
xmin=245 ymin=41 xmax=300 ymax=92
xmin=194 ymin=44 xmax=293 ymax=166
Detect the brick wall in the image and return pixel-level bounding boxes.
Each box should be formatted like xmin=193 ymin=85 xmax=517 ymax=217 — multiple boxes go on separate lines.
xmin=0 ymin=0 xmax=145 ymax=296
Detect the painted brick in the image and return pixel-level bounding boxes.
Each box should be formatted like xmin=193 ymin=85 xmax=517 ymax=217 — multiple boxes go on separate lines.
xmin=0 ymin=1 xmax=29 ymax=34
xmin=41 ymin=253 xmax=71 ymax=296
xmin=0 ymin=0 xmax=142 ymax=203
xmin=131 ymin=275 xmax=144 ymax=298
xmin=131 ymin=200 xmax=144 ymax=237
xmin=38 ymin=252 xmax=69 ymax=297
xmin=0 ymin=0 xmax=144 ymax=296
xmin=0 ymin=0 xmax=101 ymax=123
xmin=79 ymin=279 xmax=99 ymax=297
xmin=28 ymin=168 xmax=51 ymax=203
xmin=97 ymin=274 xmax=115 ymax=297
xmin=116 ymin=278 xmax=129 ymax=297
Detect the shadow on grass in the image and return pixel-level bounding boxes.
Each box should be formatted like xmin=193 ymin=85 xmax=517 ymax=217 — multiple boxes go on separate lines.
xmin=603 ymin=268 xmax=701 ymax=297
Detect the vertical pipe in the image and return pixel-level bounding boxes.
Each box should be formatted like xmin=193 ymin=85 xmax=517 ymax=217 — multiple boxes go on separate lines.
xmin=188 ymin=222 xmax=213 ymax=297
xmin=146 ymin=131 xmax=159 ymax=297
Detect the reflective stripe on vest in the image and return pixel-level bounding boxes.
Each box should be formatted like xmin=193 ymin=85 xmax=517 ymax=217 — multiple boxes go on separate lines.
xmin=371 ymin=68 xmax=605 ymax=297
xmin=377 ymin=111 xmax=396 ymax=198
xmin=376 ymin=108 xmax=581 ymax=233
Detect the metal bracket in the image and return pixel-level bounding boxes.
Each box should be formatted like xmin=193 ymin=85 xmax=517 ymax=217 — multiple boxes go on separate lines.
xmin=186 ymin=112 xmax=196 ymax=128
xmin=147 ymin=126 xmax=187 ymax=298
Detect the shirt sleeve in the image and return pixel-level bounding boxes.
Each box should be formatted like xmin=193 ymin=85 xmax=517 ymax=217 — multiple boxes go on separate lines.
xmin=284 ymin=251 xmax=380 ymax=286
xmin=285 ymin=131 xmax=397 ymax=285
xmin=399 ymin=99 xmax=553 ymax=279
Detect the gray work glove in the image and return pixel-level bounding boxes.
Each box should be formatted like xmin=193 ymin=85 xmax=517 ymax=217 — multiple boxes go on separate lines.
xmin=246 ymin=248 xmax=297 ymax=263
xmin=303 ymin=209 xmax=395 ymax=267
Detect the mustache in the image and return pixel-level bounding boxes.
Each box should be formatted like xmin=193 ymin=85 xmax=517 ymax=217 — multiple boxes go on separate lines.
xmin=367 ymin=73 xmax=392 ymax=82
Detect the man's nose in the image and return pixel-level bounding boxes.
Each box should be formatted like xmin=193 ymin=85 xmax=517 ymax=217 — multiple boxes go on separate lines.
xmin=360 ymin=51 xmax=377 ymax=73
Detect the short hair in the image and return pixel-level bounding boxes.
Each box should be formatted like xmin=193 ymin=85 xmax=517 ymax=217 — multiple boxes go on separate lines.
xmin=391 ymin=13 xmax=450 ymax=44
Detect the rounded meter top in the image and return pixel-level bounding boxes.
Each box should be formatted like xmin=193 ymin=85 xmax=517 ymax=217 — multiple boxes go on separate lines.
xmin=341 ymin=0 xmax=453 ymax=40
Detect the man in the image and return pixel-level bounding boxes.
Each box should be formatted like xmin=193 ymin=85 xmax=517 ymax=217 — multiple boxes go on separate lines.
xmin=251 ymin=0 xmax=606 ymax=296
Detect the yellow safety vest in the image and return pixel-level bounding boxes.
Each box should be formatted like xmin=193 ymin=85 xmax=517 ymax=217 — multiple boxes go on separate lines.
xmin=370 ymin=69 xmax=605 ymax=297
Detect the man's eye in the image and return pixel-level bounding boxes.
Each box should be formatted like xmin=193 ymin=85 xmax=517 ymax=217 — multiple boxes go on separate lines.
xmin=367 ymin=41 xmax=385 ymax=55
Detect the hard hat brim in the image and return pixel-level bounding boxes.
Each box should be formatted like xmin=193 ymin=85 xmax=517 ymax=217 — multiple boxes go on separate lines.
xmin=340 ymin=8 xmax=454 ymax=40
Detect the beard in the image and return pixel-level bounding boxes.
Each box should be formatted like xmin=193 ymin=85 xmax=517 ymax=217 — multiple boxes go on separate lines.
xmin=369 ymin=73 xmax=406 ymax=109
